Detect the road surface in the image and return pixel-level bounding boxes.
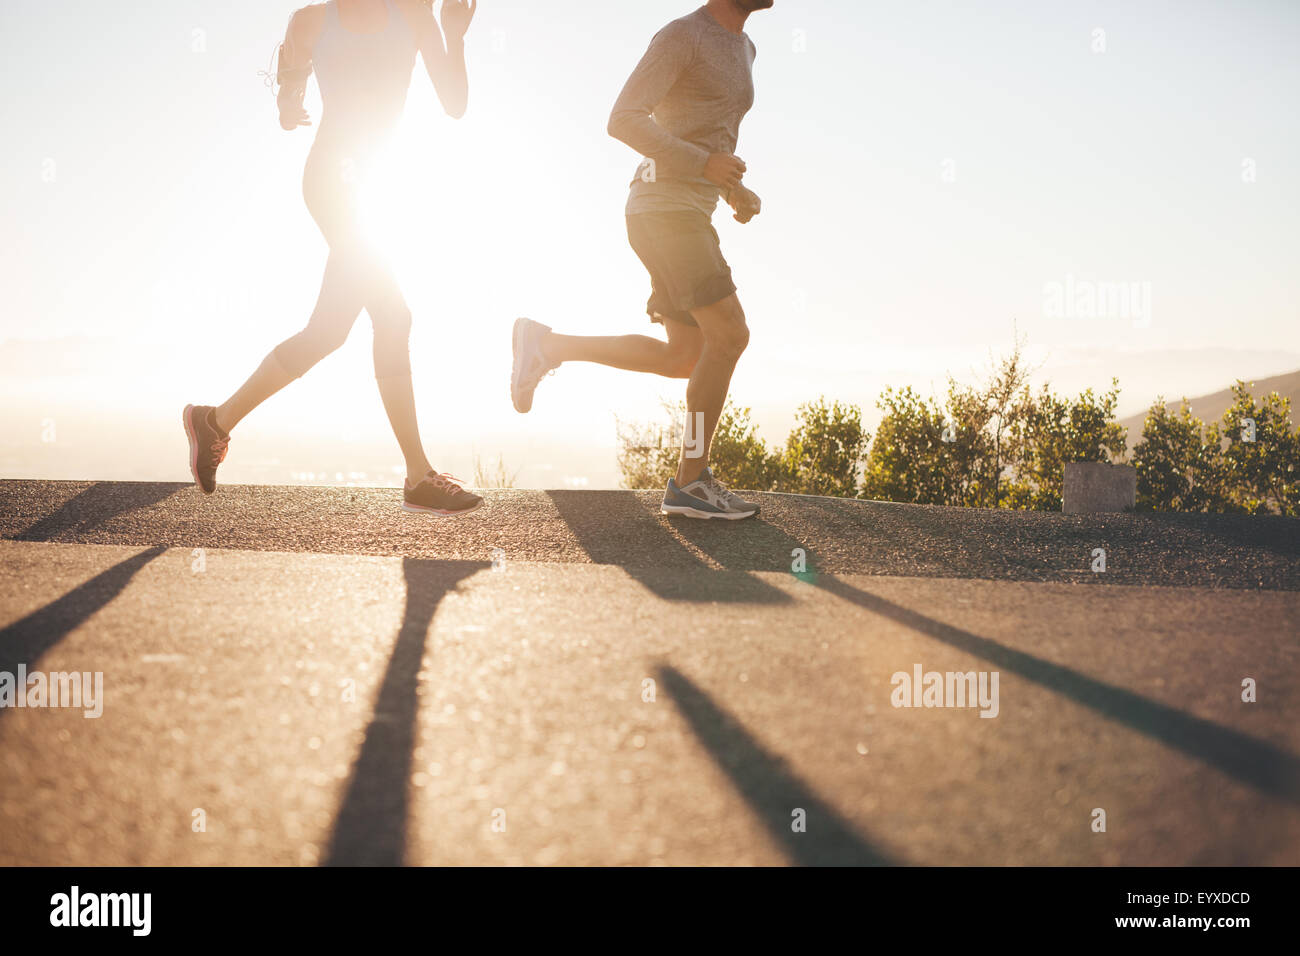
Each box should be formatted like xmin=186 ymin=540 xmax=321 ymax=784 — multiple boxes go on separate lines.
xmin=1 ymin=479 xmax=1297 ymax=865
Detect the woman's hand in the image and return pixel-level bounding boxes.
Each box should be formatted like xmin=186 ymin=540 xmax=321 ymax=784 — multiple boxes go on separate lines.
xmin=440 ymin=0 xmax=477 ymax=41
xmin=278 ymin=98 xmax=312 ymax=131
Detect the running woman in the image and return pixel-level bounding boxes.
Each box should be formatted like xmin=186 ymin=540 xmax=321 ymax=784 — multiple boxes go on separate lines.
xmin=511 ymin=0 xmax=771 ymax=520
xmin=183 ymin=0 xmax=483 ymax=516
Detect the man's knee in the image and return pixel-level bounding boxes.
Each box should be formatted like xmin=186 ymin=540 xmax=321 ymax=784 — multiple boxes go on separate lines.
xmin=726 ymin=320 xmax=750 ymax=359
xmin=699 ymin=298 xmax=749 ymax=360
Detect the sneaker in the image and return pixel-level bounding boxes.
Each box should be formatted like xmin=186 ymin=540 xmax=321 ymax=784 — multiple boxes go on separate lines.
xmin=661 ymin=467 xmax=760 ymax=520
xmin=403 ymin=471 xmax=483 ymax=517
xmin=511 ymin=317 xmax=558 ymax=413
xmin=184 ymin=404 xmax=230 ymax=495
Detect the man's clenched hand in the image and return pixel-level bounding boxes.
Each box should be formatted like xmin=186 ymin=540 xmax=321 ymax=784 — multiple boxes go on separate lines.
xmin=704 ymin=152 xmax=747 ymax=191
xmin=729 ymin=184 xmax=761 ymax=223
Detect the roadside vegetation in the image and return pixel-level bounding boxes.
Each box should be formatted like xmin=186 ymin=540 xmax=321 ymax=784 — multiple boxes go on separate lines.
xmin=616 ymin=341 xmax=1299 ymax=516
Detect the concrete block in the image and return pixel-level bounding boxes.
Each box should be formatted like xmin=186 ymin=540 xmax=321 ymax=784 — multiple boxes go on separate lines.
xmin=1063 ymin=462 xmax=1136 ymax=514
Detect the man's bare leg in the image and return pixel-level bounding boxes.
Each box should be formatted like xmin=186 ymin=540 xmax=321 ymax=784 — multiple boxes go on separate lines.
xmin=512 ymin=316 xmax=702 ymax=413
xmin=541 ymin=321 xmax=702 ymax=379
xmin=677 ymin=293 xmax=749 ymax=486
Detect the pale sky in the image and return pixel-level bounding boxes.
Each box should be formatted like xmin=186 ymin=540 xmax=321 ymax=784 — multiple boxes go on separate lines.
xmin=2 ymin=0 xmax=1297 ymax=486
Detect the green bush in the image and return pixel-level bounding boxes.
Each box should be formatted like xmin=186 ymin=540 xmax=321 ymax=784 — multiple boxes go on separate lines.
xmin=859 ymin=386 xmax=956 ymax=506
xmin=778 ymin=398 xmax=869 ymax=497
xmin=1004 ymin=380 xmax=1127 ymax=511
xmin=1131 ymin=383 xmax=1299 ymax=516
xmin=1132 ymin=400 xmax=1224 ymax=513
xmin=1215 ymin=382 xmax=1300 ymax=516
xmin=616 ymin=400 xmax=780 ymax=491
xmin=615 ymin=357 xmax=1298 ymax=514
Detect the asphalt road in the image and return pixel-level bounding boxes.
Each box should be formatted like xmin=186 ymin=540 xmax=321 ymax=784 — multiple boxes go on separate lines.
xmin=0 ymin=480 xmax=1297 ymax=865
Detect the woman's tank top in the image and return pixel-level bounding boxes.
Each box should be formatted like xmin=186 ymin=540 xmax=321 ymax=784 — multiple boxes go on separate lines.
xmin=312 ymin=0 xmax=418 ymax=148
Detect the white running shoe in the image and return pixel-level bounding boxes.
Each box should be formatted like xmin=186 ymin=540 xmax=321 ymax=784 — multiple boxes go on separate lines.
xmin=511 ymin=317 xmax=559 ymax=413
xmin=661 ymin=467 xmax=760 ymax=520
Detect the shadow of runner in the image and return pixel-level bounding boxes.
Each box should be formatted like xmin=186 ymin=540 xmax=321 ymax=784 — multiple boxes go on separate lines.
xmin=658 ymin=665 xmax=895 ymax=866
xmin=1155 ymin=511 xmax=1300 ymax=557
xmin=547 ymin=490 xmax=790 ymax=604
xmin=675 ymin=514 xmax=1300 ymax=806
xmin=11 ymin=482 xmax=183 ymax=542
xmin=324 ymin=558 xmax=487 ymax=867
xmin=0 ymin=545 xmax=167 ymax=715
xmin=798 ymin=494 xmax=1300 ymax=586
xmin=669 ymin=510 xmax=822 ymax=574
xmin=815 ymin=574 xmax=1300 ymax=805
xmin=794 ymin=495 xmax=1063 ymax=582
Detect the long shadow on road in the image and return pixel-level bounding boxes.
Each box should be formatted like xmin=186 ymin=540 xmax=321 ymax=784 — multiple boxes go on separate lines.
xmin=659 ymin=666 xmax=894 ymax=865
xmin=547 ymin=490 xmax=790 ymax=604
xmin=796 ymin=494 xmax=1300 ymax=588
xmin=816 ymin=574 xmax=1300 ymax=805
xmin=670 ymin=514 xmax=1300 ymax=806
xmin=0 ymin=545 xmax=168 ymax=713
xmin=324 ymin=557 xmax=487 ymax=867
xmin=9 ymin=482 xmax=182 ymax=542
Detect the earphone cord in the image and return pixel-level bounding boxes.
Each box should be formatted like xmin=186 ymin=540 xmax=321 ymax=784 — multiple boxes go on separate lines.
xmin=256 ymin=42 xmax=311 ymax=97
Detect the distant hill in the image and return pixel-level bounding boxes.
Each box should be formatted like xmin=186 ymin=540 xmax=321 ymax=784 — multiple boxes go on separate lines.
xmin=1119 ymin=368 xmax=1300 ymax=445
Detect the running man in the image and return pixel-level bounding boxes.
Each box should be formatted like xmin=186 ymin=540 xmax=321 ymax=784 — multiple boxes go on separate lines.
xmin=184 ymin=0 xmax=483 ymax=516
xmin=511 ymin=0 xmax=772 ymax=520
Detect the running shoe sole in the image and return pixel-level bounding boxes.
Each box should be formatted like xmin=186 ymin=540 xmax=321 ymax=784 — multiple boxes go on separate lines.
xmin=182 ymin=404 xmax=211 ymax=494
xmin=511 ymin=317 xmax=542 ymax=414
xmin=660 ymin=503 xmax=759 ymax=520
xmin=401 ymin=499 xmax=484 ymax=518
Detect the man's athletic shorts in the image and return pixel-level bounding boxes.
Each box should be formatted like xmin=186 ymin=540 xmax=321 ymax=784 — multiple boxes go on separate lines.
xmin=626 ymin=210 xmax=737 ymax=328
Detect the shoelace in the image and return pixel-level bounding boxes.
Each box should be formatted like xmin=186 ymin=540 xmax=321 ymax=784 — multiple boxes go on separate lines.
xmin=210 ymin=436 xmax=230 ymax=466
xmin=523 ymin=358 xmax=558 ymax=390
xmin=703 ymin=475 xmax=744 ymax=507
xmin=422 ymin=472 xmax=470 ymax=495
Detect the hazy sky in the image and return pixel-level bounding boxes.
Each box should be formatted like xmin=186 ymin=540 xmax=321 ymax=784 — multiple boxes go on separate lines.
xmin=2 ymin=0 xmax=1297 ymax=485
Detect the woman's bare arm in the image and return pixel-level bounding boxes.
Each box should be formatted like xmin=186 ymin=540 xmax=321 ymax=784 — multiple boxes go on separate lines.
xmin=401 ymin=0 xmax=476 ymax=119
xmin=277 ymin=5 xmax=326 ymax=130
